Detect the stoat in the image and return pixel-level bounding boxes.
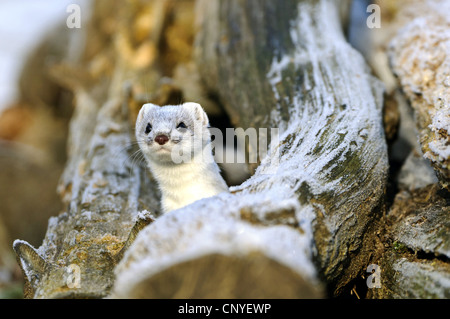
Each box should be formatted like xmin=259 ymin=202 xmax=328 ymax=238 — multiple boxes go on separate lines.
xmin=135 ymin=102 xmax=229 ymax=213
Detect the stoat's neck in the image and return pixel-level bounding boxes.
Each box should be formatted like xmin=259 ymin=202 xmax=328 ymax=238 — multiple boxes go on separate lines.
xmin=150 ymin=159 xmax=212 ymax=187
xmin=147 ymin=151 xmax=226 ymax=192
xmin=148 ymin=151 xmax=228 ymax=212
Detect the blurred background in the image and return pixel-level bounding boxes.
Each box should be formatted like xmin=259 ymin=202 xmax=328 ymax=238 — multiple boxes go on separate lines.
xmin=0 ymin=0 xmax=427 ymax=298
xmin=0 ymin=0 xmax=91 ymax=298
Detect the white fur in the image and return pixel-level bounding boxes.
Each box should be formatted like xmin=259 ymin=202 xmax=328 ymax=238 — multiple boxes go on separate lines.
xmin=136 ymin=102 xmax=229 ymax=213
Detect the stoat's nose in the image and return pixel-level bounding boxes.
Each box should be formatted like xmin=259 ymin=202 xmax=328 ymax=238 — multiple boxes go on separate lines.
xmin=155 ymin=135 xmax=169 ymax=145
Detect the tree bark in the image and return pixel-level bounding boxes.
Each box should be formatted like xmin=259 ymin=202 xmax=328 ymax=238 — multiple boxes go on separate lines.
xmin=12 ymin=0 xmax=163 ymax=298
xmin=366 ymin=0 xmax=450 ymax=298
xmin=112 ymin=0 xmax=388 ymax=298
xmin=388 ymin=0 xmax=450 ymax=191
xmin=14 ymin=0 xmax=391 ymax=298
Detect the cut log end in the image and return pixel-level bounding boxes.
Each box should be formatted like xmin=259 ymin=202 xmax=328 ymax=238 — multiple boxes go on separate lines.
xmin=113 ymin=252 xmax=323 ymax=299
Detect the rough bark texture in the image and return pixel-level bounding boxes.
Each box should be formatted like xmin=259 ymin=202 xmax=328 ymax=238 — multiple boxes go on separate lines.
xmin=198 ymin=0 xmax=388 ymax=291
xmin=388 ymin=0 xmax=450 ymax=191
xmin=20 ymin=0 xmax=450 ymax=299
xmin=112 ymin=0 xmax=388 ymax=298
xmin=366 ymin=0 xmax=450 ymax=298
xmin=12 ymin=0 xmax=163 ymax=298
xmin=13 ymin=70 xmax=159 ymax=298
xmin=369 ymin=185 xmax=450 ymax=298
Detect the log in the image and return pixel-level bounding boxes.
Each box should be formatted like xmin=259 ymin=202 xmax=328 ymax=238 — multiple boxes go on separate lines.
xmin=369 ymin=185 xmax=450 ymax=298
xmin=12 ymin=0 xmax=163 ymax=298
xmin=366 ymin=0 xmax=450 ymax=298
xmin=13 ymin=89 xmax=158 ymax=298
xmin=112 ymin=0 xmax=388 ymax=297
xmin=13 ymin=0 xmax=389 ymax=298
xmin=388 ymin=0 xmax=450 ymax=190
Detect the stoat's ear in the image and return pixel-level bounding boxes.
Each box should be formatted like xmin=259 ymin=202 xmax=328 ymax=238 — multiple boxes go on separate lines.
xmin=183 ymin=102 xmax=209 ymax=127
xmin=137 ymin=103 xmax=159 ymax=122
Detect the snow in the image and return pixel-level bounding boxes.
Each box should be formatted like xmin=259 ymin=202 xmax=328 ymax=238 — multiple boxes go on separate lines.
xmin=12 ymin=239 xmax=45 ymax=283
xmin=427 ymin=108 xmax=450 ymax=161
xmin=260 ymin=0 xmax=385 ymax=199
xmin=81 ymin=211 xmax=92 ymax=221
xmin=392 ymin=257 xmax=450 ymax=298
xmin=113 ymin=1 xmax=388 ymax=297
xmin=389 ymin=0 xmax=450 ymax=164
xmin=113 ymin=191 xmax=320 ymax=297
xmin=133 ymin=210 xmax=156 ymax=223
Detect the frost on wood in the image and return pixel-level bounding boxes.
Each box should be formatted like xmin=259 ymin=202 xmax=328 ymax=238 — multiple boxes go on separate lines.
xmin=11 ymin=0 xmax=165 ymax=298
xmin=389 ymin=0 xmax=450 ymax=190
xmin=369 ymin=185 xmax=450 ymax=299
xmin=113 ymin=0 xmax=388 ymax=297
xmin=13 ymin=90 xmax=159 ymax=298
xmin=197 ymin=0 xmax=388 ymax=291
xmin=391 ymin=190 xmax=449 ymax=259
xmin=365 ymin=0 xmax=450 ymax=299
xmin=375 ymin=254 xmax=450 ymax=299
xmin=112 ymin=193 xmax=323 ymax=298
xmin=13 ymin=0 xmax=389 ymax=298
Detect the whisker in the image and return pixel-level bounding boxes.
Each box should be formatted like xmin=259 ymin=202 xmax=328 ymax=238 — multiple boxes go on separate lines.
xmin=107 ymin=137 xmax=147 ymax=175
xmin=109 ymin=142 xmax=134 ymax=165
xmin=128 ymin=148 xmax=148 ymax=177
xmin=129 ymin=148 xmax=143 ymax=164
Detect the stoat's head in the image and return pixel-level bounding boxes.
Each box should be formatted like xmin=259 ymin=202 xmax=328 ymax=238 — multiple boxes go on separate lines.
xmin=135 ymin=102 xmax=211 ymax=165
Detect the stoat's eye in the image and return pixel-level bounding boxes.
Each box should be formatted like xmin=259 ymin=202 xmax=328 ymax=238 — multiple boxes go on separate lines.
xmin=177 ymin=122 xmax=187 ymax=129
xmin=145 ymin=123 xmax=152 ymax=134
